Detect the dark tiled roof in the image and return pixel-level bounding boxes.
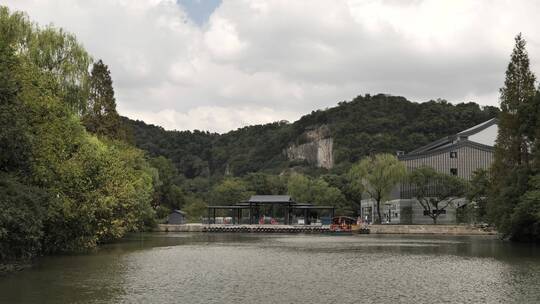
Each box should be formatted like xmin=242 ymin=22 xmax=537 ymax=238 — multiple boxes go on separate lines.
xmin=399 ymin=140 xmax=494 ymax=160
xmin=407 ymin=118 xmax=497 ymax=155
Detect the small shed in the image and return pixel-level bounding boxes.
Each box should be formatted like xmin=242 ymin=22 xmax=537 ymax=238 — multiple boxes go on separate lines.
xmin=167 ymin=210 xmax=187 ymax=224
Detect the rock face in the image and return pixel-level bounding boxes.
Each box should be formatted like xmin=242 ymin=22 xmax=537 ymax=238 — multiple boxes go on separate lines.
xmin=285 ymin=125 xmax=334 ymax=169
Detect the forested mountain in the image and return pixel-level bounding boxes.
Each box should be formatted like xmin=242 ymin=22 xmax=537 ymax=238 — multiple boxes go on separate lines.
xmin=124 ymin=94 xmax=499 ymax=178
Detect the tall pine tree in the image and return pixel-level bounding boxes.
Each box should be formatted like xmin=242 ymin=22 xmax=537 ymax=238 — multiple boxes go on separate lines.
xmin=82 ymin=59 xmax=128 ymax=141
xmin=489 ymin=34 xmax=538 ymax=240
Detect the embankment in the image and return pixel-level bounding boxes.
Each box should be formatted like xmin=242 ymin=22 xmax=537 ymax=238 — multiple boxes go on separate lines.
xmin=368 ymin=224 xmax=496 ymax=235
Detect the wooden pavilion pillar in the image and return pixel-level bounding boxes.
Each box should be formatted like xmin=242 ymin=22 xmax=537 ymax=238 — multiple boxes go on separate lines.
xmin=249 ymin=203 xmax=252 ymax=224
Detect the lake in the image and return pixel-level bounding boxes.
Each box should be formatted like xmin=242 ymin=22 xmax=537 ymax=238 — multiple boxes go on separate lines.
xmin=1 ymin=233 xmax=539 ymax=303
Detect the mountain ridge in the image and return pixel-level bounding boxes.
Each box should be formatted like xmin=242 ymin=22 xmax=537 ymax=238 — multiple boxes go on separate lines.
xmin=123 ymin=93 xmax=499 ymax=178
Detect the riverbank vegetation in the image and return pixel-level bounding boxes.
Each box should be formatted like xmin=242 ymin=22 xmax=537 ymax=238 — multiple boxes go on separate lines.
xmin=487 ymin=34 xmax=540 ymax=242
xmin=0 ymin=7 xmax=157 ymax=262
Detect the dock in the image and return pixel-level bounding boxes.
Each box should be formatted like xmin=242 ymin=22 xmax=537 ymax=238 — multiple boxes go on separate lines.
xmin=157 ymin=224 xmax=330 ymax=233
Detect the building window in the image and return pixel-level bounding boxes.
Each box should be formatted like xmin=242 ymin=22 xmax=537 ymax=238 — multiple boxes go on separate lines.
xmin=450 ymin=168 xmax=458 ymax=176
xmin=450 ymin=151 xmax=457 ymax=158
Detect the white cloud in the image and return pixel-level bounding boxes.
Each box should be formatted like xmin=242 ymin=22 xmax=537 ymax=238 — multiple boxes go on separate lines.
xmin=123 ymin=106 xmax=297 ymax=132
xmin=3 ymin=0 xmax=540 ymax=132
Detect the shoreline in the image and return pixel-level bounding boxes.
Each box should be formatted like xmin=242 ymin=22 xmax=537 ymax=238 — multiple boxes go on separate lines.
xmin=155 ymin=223 xmax=497 ymax=235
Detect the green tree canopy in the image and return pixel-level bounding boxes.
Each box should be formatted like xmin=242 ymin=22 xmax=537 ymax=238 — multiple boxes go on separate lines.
xmin=287 ymin=173 xmax=347 ymax=213
xmin=408 ymin=167 xmax=469 ymax=224
xmin=210 ymin=178 xmax=253 ymax=206
xmin=83 ymin=59 xmax=129 ymax=140
xmin=349 ymin=154 xmax=406 ymax=224
xmin=489 ymin=34 xmax=540 ymax=240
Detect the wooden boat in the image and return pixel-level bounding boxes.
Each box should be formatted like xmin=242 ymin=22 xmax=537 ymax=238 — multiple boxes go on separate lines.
xmin=329 ymin=216 xmax=370 ymax=234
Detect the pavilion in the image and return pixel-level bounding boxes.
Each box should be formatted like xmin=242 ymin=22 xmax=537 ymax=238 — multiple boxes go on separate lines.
xmin=207 ymin=195 xmax=335 ymax=225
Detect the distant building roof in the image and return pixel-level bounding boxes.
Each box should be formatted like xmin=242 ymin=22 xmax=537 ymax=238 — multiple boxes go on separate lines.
xmin=248 ymin=195 xmax=293 ymax=203
xmin=171 ymin=209 xmax=186 ymax=215
xmin=405 ymin=118 xmax=498 ymax=156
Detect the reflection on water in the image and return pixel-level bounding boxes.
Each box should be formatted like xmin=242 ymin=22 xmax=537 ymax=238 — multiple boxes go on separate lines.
xmin=1 ymin=233 xmax=539 ymax=304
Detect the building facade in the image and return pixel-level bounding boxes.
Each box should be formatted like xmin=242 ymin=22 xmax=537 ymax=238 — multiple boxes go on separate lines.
xmin=361 ymin=118 xmax=497 ymax=224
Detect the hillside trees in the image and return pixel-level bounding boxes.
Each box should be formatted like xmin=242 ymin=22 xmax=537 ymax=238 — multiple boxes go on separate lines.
xmin=124 ymin=94 xmax=498 ymax=180
xmin=210 ymin=178 xmax=253 ymax=206
xmin=287 ymin=174 xmax=348 ymax=214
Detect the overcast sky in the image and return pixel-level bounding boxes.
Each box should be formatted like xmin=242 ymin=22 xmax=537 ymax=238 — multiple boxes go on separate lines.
xmin=4 ymin=0 xmax=540 ymax=133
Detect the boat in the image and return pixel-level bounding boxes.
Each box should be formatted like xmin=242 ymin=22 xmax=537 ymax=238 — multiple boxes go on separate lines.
xmin=329 ymin=216 xmax=370 ymax=234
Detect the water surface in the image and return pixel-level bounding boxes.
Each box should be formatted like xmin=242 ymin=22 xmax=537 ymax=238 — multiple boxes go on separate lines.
xmin=1 ymin=233 xmax=539 ymax=304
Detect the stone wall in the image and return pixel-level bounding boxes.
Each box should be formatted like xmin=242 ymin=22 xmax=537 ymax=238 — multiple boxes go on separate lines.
xmin=369 ymin=224 xmax=496 ymax=235
xmin=156 ymin=224 xmax=204 ymax=232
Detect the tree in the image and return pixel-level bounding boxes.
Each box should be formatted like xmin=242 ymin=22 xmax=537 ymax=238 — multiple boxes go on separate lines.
xmin=322 ymin=173 xmax=362 ymax=216
xmin=409 ymin=167 xmax=469 ymax=224
xmin=0 ymin=7 xmax=157 ymax=259
xmin=496 ymin=33 xmax=536 ymax=167
xmin=210 ymin=178 xmax=253 ymax=206
xmin=489 ymin=34 xmax=538 ymax=238
xmin=349 ymin=154 xmax=406 ymax=224
xmin=183 ymin=195 xmax=208 ymax=223
xmin=82 ymin=59 xmax=128 ymax=140
xmin=0 ymin=174 xmax=47 ymax=260
xmin=149 ymin=156 xmax=185 ymax=211
xmin=243 ymin=172 xmax=287 ymax=195
xmin=287 ymin=174 xmax=346 ymax=211
xmin=0 ymin=6 xmax=92 ymax=114
xmin=466 ymin=169 xmax=490 ymax=222
xmin=510 ymin=175 xmax=540 ymax=241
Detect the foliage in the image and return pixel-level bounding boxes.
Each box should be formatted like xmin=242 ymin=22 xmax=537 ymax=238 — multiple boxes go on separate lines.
xmin=0 ymin=174 xmax=47 ymax=260
xmin=0 ymin=6 xmax=156 ymax=260
xmin=510 ymin=175 xmax=540 ymax=242
xmin=0 ymin=6 xmax=92 ymax=114
xmin=183 ymin=195 xmax=208 ymax=223
xmin=466 ymin=169 xmax=491 ymax=222
xmin=243 ymin=172 xmax=287 ymax=195
xmin=488 ymin=34 xmax=540 ymax=241
xmin=210 ymin=178 xmax=253 ymax=206
xmin=349 ymin=154 xmax=406 ymax=223
xmin=287 ymin=173 xmax=348 ymax=213
xmin=82 ymin=60 xmax=129 ymax=141
xmin=149 ymin=156 xmax=185 ymax=211
xmin=408 ymin=167 xmax=469 ymax=224
xmin=124 ymin=94 xmax=498 ymax=179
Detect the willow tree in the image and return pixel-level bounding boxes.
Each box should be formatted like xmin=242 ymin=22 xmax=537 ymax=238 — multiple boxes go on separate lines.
xmin=350 ymin=154 xmax=406 ymax=224
xmin=489 ymin=34 xmax=538 ymax=236
xmin=0 ymin=6 xmax=92 ymax=114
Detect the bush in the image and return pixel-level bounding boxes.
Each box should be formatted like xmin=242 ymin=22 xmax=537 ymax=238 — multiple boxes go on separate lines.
xmin=0 ymin=175 xmax=47 ymax=260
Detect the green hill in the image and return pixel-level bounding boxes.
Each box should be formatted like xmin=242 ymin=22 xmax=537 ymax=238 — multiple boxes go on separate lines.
xmin=123 ymin=93 xmax=499 ymax=178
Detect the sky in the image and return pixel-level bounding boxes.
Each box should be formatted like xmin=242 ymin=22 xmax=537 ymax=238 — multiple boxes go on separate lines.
xmin=3 ymin=0 xmax=540 ymax=133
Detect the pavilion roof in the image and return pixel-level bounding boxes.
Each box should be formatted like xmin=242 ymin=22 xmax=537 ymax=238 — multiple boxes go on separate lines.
xmin=247 ymin=195 xmax=294 ymax=203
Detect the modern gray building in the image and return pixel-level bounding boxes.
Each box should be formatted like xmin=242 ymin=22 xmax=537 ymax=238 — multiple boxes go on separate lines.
xmin=361 ymin=118 xmax=497 ymax=224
